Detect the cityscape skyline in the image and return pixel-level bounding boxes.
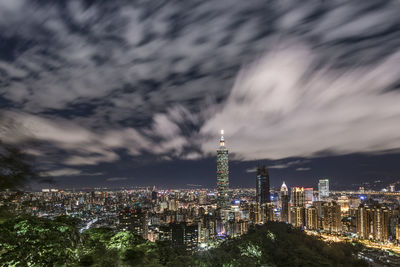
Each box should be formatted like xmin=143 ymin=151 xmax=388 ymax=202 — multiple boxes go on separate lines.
xmin=2 ymin=1 xmax=400 ymax=266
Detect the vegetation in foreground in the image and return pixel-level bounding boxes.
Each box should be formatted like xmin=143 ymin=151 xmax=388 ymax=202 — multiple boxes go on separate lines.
xmin=0 ymin=211 xmax=367 ymax=267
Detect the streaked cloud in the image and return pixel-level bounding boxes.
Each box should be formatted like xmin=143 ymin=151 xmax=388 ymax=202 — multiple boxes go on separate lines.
xmin=106 ymin=177 xmax=128 ymax=182
xmin=296 ymin=168 xmax=311 ymax=172
xmin=1 ymin=0 xmax=400 ymax=174
xmin=43 ymin=168 xmax=103 ymax=177
xmin=200 ymin=43 xmax=400 ymax=160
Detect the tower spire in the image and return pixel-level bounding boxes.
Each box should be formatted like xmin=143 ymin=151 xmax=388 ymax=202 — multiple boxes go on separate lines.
xmin=219 ymin=129 xmax=225 ymax=147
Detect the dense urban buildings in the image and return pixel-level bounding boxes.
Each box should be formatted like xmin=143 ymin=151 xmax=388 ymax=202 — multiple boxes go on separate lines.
xmin=2 ymin=135 xmax=400 ymax=261
xmin=3 ymin=179 xmax=400 ymax=260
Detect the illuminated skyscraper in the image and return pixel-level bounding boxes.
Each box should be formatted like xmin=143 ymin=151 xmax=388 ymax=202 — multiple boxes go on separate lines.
xmin=292 ymin=187 xmax=305 ymax=207
xmin=318 ymin=179 xmax=329 ymax=200
xmin=357 ymin=204 xmax=389 ymax=241
xmin=322 ymin=201 xmax=342 ymax=233
xmin=280 ymin=182 xmax=289 ymax=223
xmin=290 ymin=187 xmax=306 ymax=227
xmin=256 ymin=166 xmax=270 ymax=206
xmin=217 ymin=130 xmax=229 ymax=210
xmin=306 ymin=206 xmax=318 ymax=230
xmin=304 ymin=187 xmax=313 ymax=207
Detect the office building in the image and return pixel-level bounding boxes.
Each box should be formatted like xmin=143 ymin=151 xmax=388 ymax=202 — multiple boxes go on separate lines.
xmin=318 ymin=179 xmax=329 ymax=200
xmin=256 ymin=166 xmax=270 ymax=205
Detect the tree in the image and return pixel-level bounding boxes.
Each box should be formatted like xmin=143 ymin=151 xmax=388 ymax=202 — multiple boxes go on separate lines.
xmin=0 ymin=141 xmax=50 ymax=191
xmin=0 ymin=215 xmax=80 ymax=266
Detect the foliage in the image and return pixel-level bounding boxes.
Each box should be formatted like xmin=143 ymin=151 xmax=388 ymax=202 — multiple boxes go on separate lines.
xmin=0 ymin=214 xmax=80 ymax=266
xmin=196 ymin=222 xmax=368 ymax=267
xmin=0 ymin=214 xmax=367 ymax=267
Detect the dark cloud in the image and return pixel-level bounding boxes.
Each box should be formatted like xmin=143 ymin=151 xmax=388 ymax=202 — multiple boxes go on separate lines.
xmin=1 ymin=0 xmax=400 ymax=187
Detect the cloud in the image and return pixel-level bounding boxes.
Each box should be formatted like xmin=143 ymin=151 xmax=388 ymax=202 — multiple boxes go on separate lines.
xmin=44 ymin=168 xmax=81 ymax=177
xmin=106 ymin=177 xmax=128 ymax=182
xmin=200 ymin=41 xmax=400 ymax=160
xmin=296 ymin=167 xmax=311 ymax=171
xmin=1 ymin=0 xmax=400 ymax=170
xmin=183 ymin=152 xmax=202 ymax=160
xmin=268 ymin=160 xmax=310 ymax=170
xmin=0 ymin=111 xmax=148 ymax=165
xmin=43 ymin=168 xmax=103 ymax=177
xmin=246 ymin=167 xmax=257 ymax=173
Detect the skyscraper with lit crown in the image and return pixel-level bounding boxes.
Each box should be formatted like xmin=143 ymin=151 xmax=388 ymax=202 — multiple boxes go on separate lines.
xmin=280 ymin=182 xmax=289 ymax=222
xmin=217 ymin=130 xmax=229 ymax=210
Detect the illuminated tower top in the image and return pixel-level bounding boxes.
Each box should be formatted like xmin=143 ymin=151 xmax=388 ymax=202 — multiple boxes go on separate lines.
xmin=280 ymin=181 xmax=288 ymax=195
xmin=219 ymin=129 xmax=225 ymax=147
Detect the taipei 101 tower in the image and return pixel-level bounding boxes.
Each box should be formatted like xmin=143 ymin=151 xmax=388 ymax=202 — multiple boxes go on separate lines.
xmin=217 ymin=130 xmax=230 ymax=210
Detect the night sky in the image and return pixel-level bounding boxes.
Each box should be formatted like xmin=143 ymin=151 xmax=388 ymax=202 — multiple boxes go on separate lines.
xmin=1 ymin=0 xmax=400 ymax=190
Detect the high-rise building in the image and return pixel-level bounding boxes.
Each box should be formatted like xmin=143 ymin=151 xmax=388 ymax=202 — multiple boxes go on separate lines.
xmin=304 ymin=187 xmax=313 ymax=207
xmin=280 ymin=182 xmax=289 ymax=223
xmin=318 ymin=179 xmax=329 ymax=200
xmin=256 ymin=166 xmax=270 ymax=206
xmin=292 ymin=187 xmax=305 ymax=207
xmin=290 ymin=187 xmax=306 ymax=228
xmin=217 ymin=130 xmax=229 ymax=210
xmin=261 ymin=203 xmax=274 ymax=223
xmin=118 ymin=207 xmax=147 ymax=239
xmin=322 ymin=201 xmax=342 ymax=233
xmin=256 ymin=165 xmax=271 ymax=223
xmin=198 ymin=190 xmax=207 ymax=205
xmin=306 ymin=206 xmax=318 ymax=230
xmin=356 ymin=204 xmax=389 ymax=242
xmin=151 ymin=186 xmax=158 ymax=202
xmin=290 ymin=206 xmax=306 ymax=228
xmin=372 ymin=205 xmax=389 ymax=242
xmin=356 ymin=204 xmax=370 ymax=239
xmin=184 ymin=224 xmax=199 ymax=251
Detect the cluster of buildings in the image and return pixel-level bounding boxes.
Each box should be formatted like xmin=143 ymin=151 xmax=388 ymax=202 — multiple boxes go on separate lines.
xmin=2 ymin=130 xmax=400 ymax=252
xmin=215 ymin=131 xmax=400 ymax=247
